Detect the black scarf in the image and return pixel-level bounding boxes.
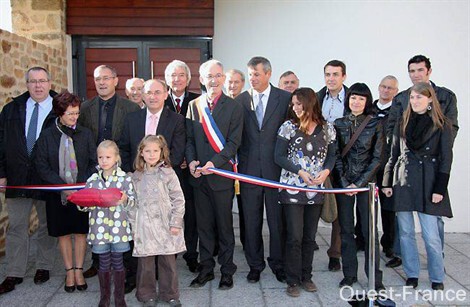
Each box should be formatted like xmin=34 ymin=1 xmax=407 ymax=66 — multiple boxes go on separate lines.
xmin=405 ymin=112 xmax=433 ymax=151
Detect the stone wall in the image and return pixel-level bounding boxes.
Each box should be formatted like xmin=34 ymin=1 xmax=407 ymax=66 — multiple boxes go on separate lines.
xmin=0 ymin=27 xmax=68 ymax=256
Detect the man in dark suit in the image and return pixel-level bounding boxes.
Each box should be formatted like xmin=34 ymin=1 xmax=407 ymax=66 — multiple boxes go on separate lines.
xmin=164 ymin=60 xmax=201 ymax=273
xmin=236 ymin=56 xmax=290 ymax=283
xmin=186 ymin=59 xmax=243 ymax=290
xmin=0 ymin=67 xmax=57 ymax=294
xmin=316 ymin=59 xmax=349 ymax=272
xmin=78 ymin=64 xmax=140 ymax=278
xmin=119 ymin=79 xmax=185 ymax=172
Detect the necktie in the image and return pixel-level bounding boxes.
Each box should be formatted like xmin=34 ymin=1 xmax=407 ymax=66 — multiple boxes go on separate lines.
xmin=26 ymin=103 xmax=39 ymax=155
xmin=100 ymin=102 xmax=107 ymax=136
xmin=175 ymin=98 xmax=181 ymax=113
xmin=208 ymin=100 xmax=214 ymax=112
xmin=146 ymin=114 xmax=158 ymax=135
xmin=255 ymin=93 xmax=264 ymax=129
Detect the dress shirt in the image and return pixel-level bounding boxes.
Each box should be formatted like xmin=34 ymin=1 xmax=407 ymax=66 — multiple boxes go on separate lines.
xmin=145 ymin=108 xmax=163 ymax=135
xmin=25 ymin=95 xmax=53 ymax=139
xmin=252 ymin=84 xmax=271 ymax=116
xmin=322 ymin=86 xmax=346 ymax=123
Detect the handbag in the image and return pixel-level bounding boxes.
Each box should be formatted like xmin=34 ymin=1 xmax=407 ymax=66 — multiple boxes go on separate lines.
xmin=320 ymin=176 xmax=337 ymax=223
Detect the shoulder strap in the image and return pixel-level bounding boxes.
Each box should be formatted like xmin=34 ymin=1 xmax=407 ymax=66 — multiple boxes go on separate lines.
xmin=341 ymin=115 xmax=372 ymax=158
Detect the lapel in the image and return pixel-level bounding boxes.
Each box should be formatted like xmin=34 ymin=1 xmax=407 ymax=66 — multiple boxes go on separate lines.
xmin=89 ymin=97 xmax=100 ymax=139
xmin=137 ymin=108 xmax=147 ymax=135
xmin=112 ymin=95 xmax=124 ymax=139
xmin=156 ymin=108 xmax=169 ymax=135
xmin=210 ymin=93 xmax=227 ymax=121
xmin=245 ymin=90 xmax=259 ymax=125
xmin=18 ymin=100 xmax=27 ymax=149
xmin=262 ymin=85 xmax=279 ymax=128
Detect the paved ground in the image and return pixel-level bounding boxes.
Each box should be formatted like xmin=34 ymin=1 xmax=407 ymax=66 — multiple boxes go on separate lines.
xmin=0 ymin=214 xmax=469 ymax=307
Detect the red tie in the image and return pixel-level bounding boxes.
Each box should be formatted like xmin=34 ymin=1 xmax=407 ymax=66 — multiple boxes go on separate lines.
xmin=175 ymin=98 xmax=181 ymax=113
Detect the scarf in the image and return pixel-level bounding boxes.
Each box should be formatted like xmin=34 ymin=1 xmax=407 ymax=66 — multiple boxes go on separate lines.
xmin=405 ymin=112 xmax=433 ymax=151
xmin=57 ymin=119 xmax=78 ymax=205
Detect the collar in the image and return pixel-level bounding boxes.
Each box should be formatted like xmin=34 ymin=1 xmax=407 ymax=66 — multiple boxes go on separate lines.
xmin=99 ymin=94 xmax=117 ymax=105
xmin=326 ymin=86 xmax=345 ymax=102
xmin=146 ymin=107 xmax=163 ymax=119
xmin=27 ymin=95 xmax=53 ymax=109
xmin=376 ymin=100 xmax=392 ymax=110
xmin=253 ymin=84 xmax=271 ymax=98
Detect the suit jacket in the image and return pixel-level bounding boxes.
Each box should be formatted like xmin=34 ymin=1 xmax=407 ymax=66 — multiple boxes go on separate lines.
xmin=0 ymin=90 xmax=57 ymax=198
xmin=236 ymin=85 xmax=290 ymax=185
xmin=164 ymin=90 xmax=200 ymax=117
xmin=78 ymin=94 xmax=140 ymax=143
xmin=118 ymin=107 xmax=186 ymax=172
xmin=185 ymin=93 xmax=243 ymax=191
xmin=316 ymin=85 xmax=350 ymax=116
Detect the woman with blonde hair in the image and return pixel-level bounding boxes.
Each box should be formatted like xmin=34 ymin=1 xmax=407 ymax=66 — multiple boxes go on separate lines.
xmin=382 ymin=82 xmax=453 ymax=290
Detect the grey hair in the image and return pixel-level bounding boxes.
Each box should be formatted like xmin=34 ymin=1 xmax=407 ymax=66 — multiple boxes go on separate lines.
xmin=226 ymin=69 xmax=245 ymax=82
xmin=26 ymin=67 xmax=51 ymax=82
xmin=125 ymin=78 xmax=145 ymax=91
xmin=247 ymin=56 xmax=271 ymax=73
xmin=199 ymin=59 xmax=224 ymax=76
xmin=164 ymin=60 xmax=192 ymax=86
xmin=94 ymin=65 xmax=117 ymax=77
xmin=380 ymin=75 xmax=399 ymax=86
xmin=143 ymin=79 xmax=168 ymax=93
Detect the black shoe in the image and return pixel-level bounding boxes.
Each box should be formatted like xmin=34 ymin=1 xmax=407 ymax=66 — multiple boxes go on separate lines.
xmin=432 ymin=282 xmax=444 ymax=291
xmin=385 ymin=257 xmax=402 ymax=268
xmin=247 ymin=269 xmax=261 ymax=283
xmin=74 ymin=267 xmax=87 ymax=291
xmin=218 ymin=274 xmax=233 ymax=290
xmin=190 ymin=272 xmax=215 ymax=288
xmin=124 ymin=280 xmax=136 ymax=294
xmin=313 ymin=241 xmax=319 ymax=251
xmin=383 ymin=248 xmax=394 ymax=258
xmin=83 ymin=266 xmax=98 ymax=278
xmin=187 ymin=259 xmax=201 ymax=273
xmin=0 ymin=277 xmax=23 ymax=295
xmin=355 ymin=239 xmax=365 ymax=252
xmin=375 ymin=283 xmax=386 ymax=292
xmin=275 ymin=270 xmax=286 ymax=283
xmin=34 ymin=269 xmax=50 ymax=284
xmin=328 ymin=257 xmax=341 ymax=271
xmin=406 ymin=278 xmax=418 ymax=289
xmin=339 ymin=276 xmax=358 ymax=287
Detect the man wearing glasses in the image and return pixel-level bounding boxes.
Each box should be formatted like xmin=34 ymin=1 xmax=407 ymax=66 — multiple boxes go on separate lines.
xmin=78 ymin=64 xmax=140 ymax=278
xmin=0 ymin=67 xmax=58 ymax=294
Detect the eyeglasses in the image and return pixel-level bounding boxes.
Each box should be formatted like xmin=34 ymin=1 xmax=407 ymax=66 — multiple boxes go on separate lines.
xmin=379 ymin=85 xmax=397 ymax=91
xmin=27 ymin=79 xmax=49 ymax=85
xmin=204 ymin=74 xmax=224 ymax=80
xmin=94 ymin=76 xmax=115 ymax=82
xmin=145 ymin=90 xmax=164 ymax=96
xmin=64 ymin=111 xmax=80 ymax=116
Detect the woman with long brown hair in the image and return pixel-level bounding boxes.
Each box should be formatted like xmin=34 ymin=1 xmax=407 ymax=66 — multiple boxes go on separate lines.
xmin=274 ymin=87 xmax=336 ymax=297
xmin=382 ymin=82 xmax=453 ymax=290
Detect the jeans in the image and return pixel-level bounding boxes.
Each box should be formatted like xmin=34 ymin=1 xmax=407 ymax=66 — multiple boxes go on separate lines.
xmin=397 ymin=211 xmax=445 ymax=283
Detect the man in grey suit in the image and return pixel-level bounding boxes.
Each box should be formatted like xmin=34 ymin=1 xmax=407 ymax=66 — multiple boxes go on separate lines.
xmin=186 ymin=59 xmax=243 ymax=290
xmin=78 ymin=64 xmax=140 ymax=278
xmin=236 ymin=56 xmax=290 ymax=283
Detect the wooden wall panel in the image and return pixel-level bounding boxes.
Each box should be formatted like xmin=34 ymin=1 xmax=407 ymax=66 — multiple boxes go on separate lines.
xmin=66 ymin=0 xmax=214 ymax=36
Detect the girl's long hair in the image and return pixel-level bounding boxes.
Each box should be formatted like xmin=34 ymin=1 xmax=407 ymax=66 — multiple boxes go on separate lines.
xmin=133 ymin=135 xmax=171 ymax=171
xmin=401 ymin=82 xmax=446 ymax=137
xmin=290 ymin=88 xmax=325 ymax=133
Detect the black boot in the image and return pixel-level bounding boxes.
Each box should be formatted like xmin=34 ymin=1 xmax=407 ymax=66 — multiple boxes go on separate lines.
xmin=114 ymin=270 xmax=127 ymax=307
xmin=98 ymin=271 xmax=111 ymax=307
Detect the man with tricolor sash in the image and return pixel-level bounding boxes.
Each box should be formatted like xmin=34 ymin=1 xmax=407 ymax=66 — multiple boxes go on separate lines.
xmin=185 ymin=59 xmax=243 ymax=290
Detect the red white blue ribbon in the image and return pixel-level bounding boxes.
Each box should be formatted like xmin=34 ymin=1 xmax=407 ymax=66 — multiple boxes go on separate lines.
xmin=0 ymin=183 xmax=85 ymax=190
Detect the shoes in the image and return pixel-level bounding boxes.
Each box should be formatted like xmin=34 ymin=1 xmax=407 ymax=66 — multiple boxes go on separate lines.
xmin=64 ymin=268 xmax=75 ymax=293
xmin=432 ymin=282 xmax=444 ymax=291
xmin=313 ymin=241 xmax=319 ymax=251
xmin=167 ymin=299 xmax=182 ymax=307
xmin=406 ymin=278 xmax=418 ymax=289
xmin=286 ymin=284 xmax=300 ymax=297
xmin=143 ymin=299 xmax=157 ymax=307
xmin=383 ymin=248 xmax=394 ymax=258
xmin=34 ymin=269 xmax=50 ymax=284
xmin=218 ymin=274 xmax=233 ymax=290
xmin=375 ymin=282 xmax=386 ymax=292
xmin=385 ymin=257 xmax=402 ymax=268
xmin=124 ymin=279 xmax=136 ymax=294
xmin=247 ymin=269 xmax=261 ymax=283
xmin=274 ymin=270 xmax=286 ymax=283
xmin=339 ymin=276 xmax=358 ymax=287
xmin=74 ymin=267 xmax=88 ymax=291
xmin=328 ymin=257 xmax=341 ymax=271
xmin=187 ymin=259 xmax=201 ymax=273
xmin=301 ymin=279 xmax=317 ymax=292
xmin=0 ymin=277 xmax=23 ymax=295
xmin=355 ymin=238 xmax=365 ymax=252
xmin=190 ymin=272 xmax=215 ymax=288
xmin=83 ymin=266 xmax=98 ymax=278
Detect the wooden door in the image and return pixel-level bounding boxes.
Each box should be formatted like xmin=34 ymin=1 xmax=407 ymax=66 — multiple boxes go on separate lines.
xmin=149 ymin=47 xmax=202 ymax=94
xmin=84 ymin=48 xmax=138 ymax=99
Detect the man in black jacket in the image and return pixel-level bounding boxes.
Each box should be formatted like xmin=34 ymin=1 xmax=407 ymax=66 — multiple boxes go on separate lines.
xmin=0 ymin=67 xmax=58 ymax=294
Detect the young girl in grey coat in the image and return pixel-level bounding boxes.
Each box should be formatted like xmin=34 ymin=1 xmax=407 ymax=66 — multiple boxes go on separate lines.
xmin=129 ymin=135 xmax=185 ymax=307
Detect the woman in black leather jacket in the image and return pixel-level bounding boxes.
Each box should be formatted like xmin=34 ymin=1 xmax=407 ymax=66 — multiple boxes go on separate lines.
xmin=333 ymin=83 xmax=385 ymax=290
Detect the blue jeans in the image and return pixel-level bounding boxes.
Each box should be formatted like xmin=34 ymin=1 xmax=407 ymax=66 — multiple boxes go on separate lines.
xmin=397 ymin=212 xmax=444 ymax=283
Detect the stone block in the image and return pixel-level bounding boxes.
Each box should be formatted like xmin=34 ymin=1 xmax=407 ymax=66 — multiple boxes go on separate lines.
xmin=31 ymin=14 xmax=46 ymax=23
xmin=32 ymin=0 xmax=63 ymax=11
xmin=14 ymin=69 xmax=24 ymax=79
xmin=0 ymin=75 xmax=16 ymax=89
xmin=1 ymin=40 xmax=11 ymax=53
xmin=46 ymin=14 xmax=60 ymax=30
xmin=2 ymin=57 xmax=14 ymax=73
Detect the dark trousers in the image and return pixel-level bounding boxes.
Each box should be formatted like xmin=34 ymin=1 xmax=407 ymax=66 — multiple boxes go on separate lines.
xmin=327 ymin=218 xmax=342 ymax=259
xmin=241 ymin=186 xmax=285 ymax=273
xmin=194 ymin=177 xmax=237 ymax=275
xmin=284 ymin=203 xmax=322 ymax=286
xmin=236 ymin=194 xmax=245 ymax=247
xmin=136 ymin=255 xmax=179 ymax=302
xmin=123 ymin=241 xmax=138 ymax=283
xmin=180 ymin=169 xmax=198 ymax=263
xmin=336 ymin=191 xmax=382 ymax=283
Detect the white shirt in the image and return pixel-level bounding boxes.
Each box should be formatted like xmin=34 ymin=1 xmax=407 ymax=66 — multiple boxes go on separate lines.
xmin=253 ymin=84 xmax=271 ymax=116
xmin=25 ymin=95 xmax=53 ymax=140
xmin=376 ymin=101 xmax=392 ymax=110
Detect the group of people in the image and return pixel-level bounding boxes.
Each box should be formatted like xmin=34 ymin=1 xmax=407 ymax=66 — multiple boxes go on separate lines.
xmin=0 ymin=53 xmax=457 ymax=305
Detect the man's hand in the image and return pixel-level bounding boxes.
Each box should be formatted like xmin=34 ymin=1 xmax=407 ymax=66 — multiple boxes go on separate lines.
xmin=346 ymin=183 xmax=358 ymax=196
xmin=200 ymin=161 xmax=215 ymax=175
xmin=382 ymin=188 xmax=393 ymax=198
xmin=432 ymin=193 xmax=443 ymax=203
xmin=189 ymin=160 xmax=201 ymax=178
xmin=0 ymin=177 xmax=6 ymax=193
